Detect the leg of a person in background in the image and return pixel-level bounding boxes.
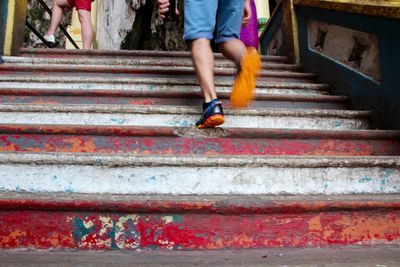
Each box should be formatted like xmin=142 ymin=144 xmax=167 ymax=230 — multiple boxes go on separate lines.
xmin=46 ymin=0 xmax=71 ymax=37
xmin=77 ymin=9 xmax=93 ymax=49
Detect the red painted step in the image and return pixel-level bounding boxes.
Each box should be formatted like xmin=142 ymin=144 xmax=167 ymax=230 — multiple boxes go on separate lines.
xmin=1 ymin=192 xmax=399 ymax=250
xmin=1 ymin=125 xmax=399 ymax=156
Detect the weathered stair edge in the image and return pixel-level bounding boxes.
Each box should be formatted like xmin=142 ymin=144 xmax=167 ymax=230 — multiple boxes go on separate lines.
xmin=2 ymin=246 xmax=400 ymax=266
xmin=0 ymin=75 xmax=330 ymax=90
xmin=2 ymin=56 xmax=302 ymax=71
xmin=18 ymin=48 xmax=288 ymax=62
xmin=0 ymin=152 xmax=399 ymax=195
xmin=0 ymin=93 xmax=349 ymax=110
xmin=0 ymin=192 xmax=399 ymax=250
xmin=0 ymin=104 xmax=371 ymax=130
xmin=1 ymin=125 xmax=400 ymax=156
xmin=0 ymin=65 xmax=315 ymax=82
xmin=0 ymin=88 xmax=344 ymax=102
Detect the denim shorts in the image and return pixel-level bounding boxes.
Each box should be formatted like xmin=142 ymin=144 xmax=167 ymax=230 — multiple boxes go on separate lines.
xmin=183 ymin=0 xmax=244 ymax=44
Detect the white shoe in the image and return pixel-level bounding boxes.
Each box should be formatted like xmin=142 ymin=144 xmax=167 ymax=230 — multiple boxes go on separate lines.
xmin=43 ymin=35 xmax=56 ymax=47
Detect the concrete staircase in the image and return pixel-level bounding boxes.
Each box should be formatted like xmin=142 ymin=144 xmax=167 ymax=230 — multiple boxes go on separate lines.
xmin=0 ymin=48 xmax=399 ymax=255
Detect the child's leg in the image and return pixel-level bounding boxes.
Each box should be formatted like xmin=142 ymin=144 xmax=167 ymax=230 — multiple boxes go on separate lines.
xmin=46 ymin=0 xmax=71 ymax=36
xmin=77 ymin=9 xmax=93 ymax=49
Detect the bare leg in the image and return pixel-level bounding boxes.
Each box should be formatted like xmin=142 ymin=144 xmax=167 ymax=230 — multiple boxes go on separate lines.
xmin=46 ymin=0 xmax=71 ymax=36
xmin=219 ymin=39 xmax=261 ymax=109
xmin=218 ymin=38 xmax=247 ymax=67
xmin=190 ymin=38 xmax=217 ymax=103
xmin=77 ymin=9 xmax=93 ymax=49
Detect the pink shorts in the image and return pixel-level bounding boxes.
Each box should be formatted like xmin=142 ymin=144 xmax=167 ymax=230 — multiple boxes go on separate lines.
xmin=67 ymin=0 xmax=94 ymax=11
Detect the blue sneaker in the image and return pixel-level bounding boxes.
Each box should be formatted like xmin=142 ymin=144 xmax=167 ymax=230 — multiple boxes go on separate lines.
xmin=196 ymin=99 xmax=225 ymax=129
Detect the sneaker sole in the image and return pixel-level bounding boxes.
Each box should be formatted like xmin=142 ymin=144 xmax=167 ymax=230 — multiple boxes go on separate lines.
xmin=196 ymin=115 xmax=225 ymax=129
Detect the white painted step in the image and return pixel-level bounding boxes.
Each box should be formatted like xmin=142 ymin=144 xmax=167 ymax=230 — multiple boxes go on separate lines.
xmin=0 ymin=104 xmax=369 ymax=130
xmin=0 ymin=153 xmax=399 ymax=195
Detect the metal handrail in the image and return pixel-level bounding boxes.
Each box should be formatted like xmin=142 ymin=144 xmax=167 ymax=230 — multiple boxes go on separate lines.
xmin=26 ymin=0 xmax=80 ymax=49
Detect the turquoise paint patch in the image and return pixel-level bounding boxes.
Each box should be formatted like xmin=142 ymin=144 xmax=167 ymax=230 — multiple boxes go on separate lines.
xmin=147 ymin=176 xmax=156 ymax=182
xmin=72 ymin=217 xmax=97 ymax=245
xmin=172 ymin=214 xmax=183 ymax=224
xmin=359 ymin=176 xmax=373 ymax=183
xmin=111 ymin=118 xmax=128 ymax=125
xmin=167 ymin=120 xmax=192 ymax=127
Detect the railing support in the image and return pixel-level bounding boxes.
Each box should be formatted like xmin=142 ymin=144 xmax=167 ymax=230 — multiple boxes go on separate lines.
xmin=281 ymin=0 xmax=300 ymax=64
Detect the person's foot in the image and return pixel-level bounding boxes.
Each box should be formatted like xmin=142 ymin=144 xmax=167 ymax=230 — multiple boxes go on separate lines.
xmin=230 ymin=47 xmax=261 ymax=109
xmin=196 ymin=99 xmax=225 ymax=129
xmin=43 ymin=35 xmax=57 ymax=48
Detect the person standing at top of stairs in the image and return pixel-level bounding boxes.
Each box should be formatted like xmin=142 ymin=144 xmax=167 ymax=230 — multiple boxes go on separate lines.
xmin=43 ymin=0 xmax=95 ymax=49
xmin=158 ymin=0 xmax=261 ymax=129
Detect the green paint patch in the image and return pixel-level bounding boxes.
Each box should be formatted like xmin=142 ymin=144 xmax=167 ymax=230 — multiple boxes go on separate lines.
xmin=72 ymin=217 xmax=97 ymax=245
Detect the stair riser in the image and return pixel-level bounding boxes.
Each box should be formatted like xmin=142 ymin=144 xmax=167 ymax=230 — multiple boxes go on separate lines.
xmin=1 ymin=164 xmax=398 ymax=195
xmin=0 ymin=84 xmax=330 ymax=96
xmin=0 ymin=112 xmax=369 ymax=130
xmin=0 ymin=96 xmax=347 ymax=110
xmin=2 ymin=134 xmax=399 ymax=156
xmin=1 ymin=210 xmax=399 ymax=250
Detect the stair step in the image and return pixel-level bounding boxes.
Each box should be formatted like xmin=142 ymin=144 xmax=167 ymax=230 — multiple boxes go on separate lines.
xmin=1 ymin=246 xmax=400 ymax=266
xmin=0 ymin=64 xmax=315 ymax=83
xmin=0 ymin=104 xmax=370 ymax=130
xmin=0 ymin=75 xmax=330 ymax=91
xmin=2 ymin=192 xmax=400 ymax=213
xmin=0 ymin=75 xmax=329 ymax=96
xmin=2 ymin=56 xmax=302 ymax=71
xmin=1 ymin=125 xmax=399 ymax=156
xmin=0 ymin=152 xmax=398 ymax=195
xmin=19 ymin=48 xmax=288 ymax=63
xmin=0 ymin=191 xmax=399 ymax=250
xmin=0 ymin=92 xmax=348 ymax=110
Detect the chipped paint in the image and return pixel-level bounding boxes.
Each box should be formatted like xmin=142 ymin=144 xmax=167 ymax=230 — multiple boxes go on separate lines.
xmin=0 ymin=211 xmax=399 ymax=250
xmin=0 ymin=134 xmax=398 ymax=156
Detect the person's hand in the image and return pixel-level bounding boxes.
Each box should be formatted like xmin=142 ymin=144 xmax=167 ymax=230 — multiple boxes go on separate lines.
xmin=158 ymin=0 xmax=179 ymax=19
xmin=242 ymin=0 xmax=252 ymax=26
